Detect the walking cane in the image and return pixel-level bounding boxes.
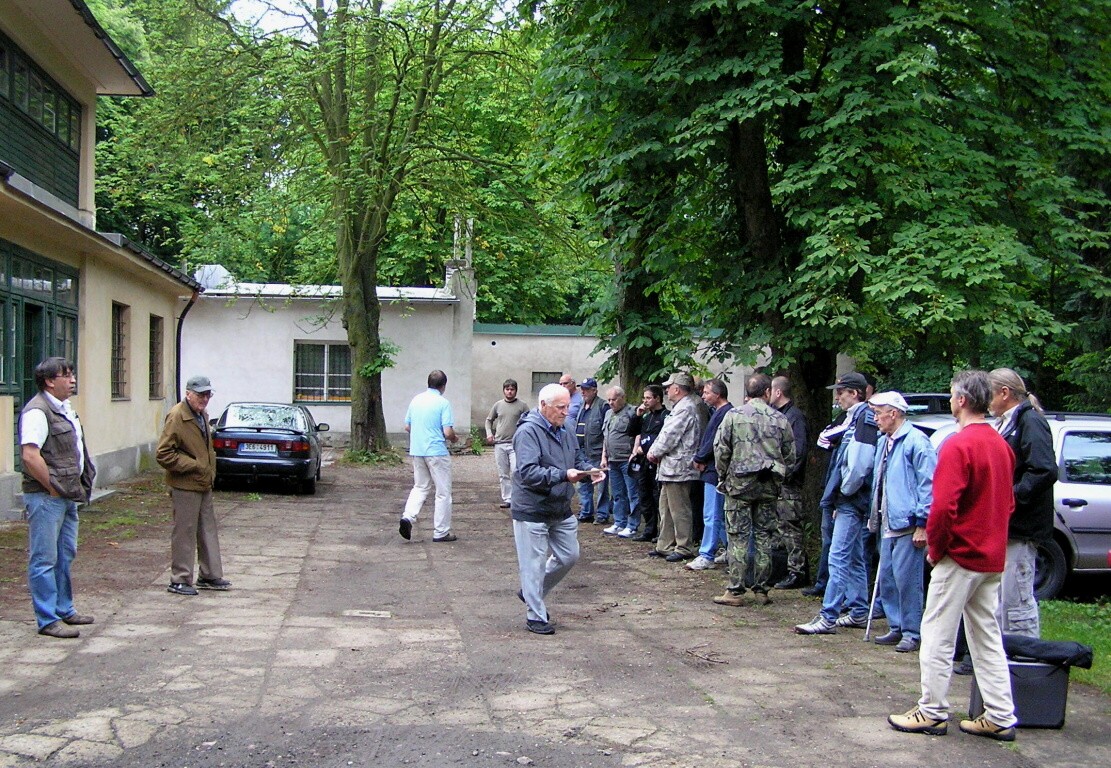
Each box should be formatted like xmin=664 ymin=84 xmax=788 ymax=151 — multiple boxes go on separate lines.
xmin=864 ymin=566 xmax=882 ymax=642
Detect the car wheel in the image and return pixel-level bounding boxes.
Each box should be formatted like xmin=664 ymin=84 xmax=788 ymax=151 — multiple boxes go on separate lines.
xmin=1035 ymin=538 xmax=1068 ymax=601
xmin=300 ymin=477 xmax=317 ymax=495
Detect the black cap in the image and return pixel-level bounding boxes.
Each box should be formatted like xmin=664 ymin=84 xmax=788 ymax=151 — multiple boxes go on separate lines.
xmin=826 ymin=372 xmax=868 ymax=390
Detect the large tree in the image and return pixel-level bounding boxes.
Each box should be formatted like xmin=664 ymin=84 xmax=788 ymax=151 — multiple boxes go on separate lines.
xmin=540 ymin=0 xmax=1110 ymax=417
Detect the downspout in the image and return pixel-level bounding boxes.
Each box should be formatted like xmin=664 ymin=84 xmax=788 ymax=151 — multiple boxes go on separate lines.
xmin=175 ymin=291 xmax=199 ymax=402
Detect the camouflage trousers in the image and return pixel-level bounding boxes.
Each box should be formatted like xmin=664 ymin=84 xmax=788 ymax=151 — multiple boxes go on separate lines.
xmin=776 ymin=486 xmax=808 ymax=577
xmin=724 ymin=495 xmax=778 ymax=594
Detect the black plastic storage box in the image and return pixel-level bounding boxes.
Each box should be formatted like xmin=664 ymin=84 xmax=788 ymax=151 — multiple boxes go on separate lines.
xmin=969 ymin=660 xmax=1069 ymax=728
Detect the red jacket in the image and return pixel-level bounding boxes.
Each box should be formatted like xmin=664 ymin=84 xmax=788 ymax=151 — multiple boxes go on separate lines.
xmin=927 ymin=423 xmax=1015 ymax=572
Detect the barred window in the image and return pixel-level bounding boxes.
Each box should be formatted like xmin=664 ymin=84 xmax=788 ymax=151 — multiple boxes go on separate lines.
xmin=294 ymin=342 xmax=351 ymax=402
xmin=149 ymin=315 xmax=164 ymax=398
xmin=111 ymin=302 xmax=129 ymax=399
xmin=531 ymin=371 xmax=562 ymax=399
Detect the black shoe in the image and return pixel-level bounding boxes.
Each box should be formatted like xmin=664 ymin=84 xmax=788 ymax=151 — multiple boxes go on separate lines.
xmin=874 ymin=629 xmax=903 ymax=646
xmin=953 ymin=659 xmax=974 ymax=676
xmin=167 ymin=582 xmax=198 ymax=596
xmin=631 ymin=530 xmax=657 ymax=542
xmin=576 ymin=515 xmax=592 ymax=522
xmin=399 ymin=518 xmax=412 ymax=540
xmin=526 ymin=619 xmax=555 ymax=635
xmin=433 ymin=533 xmax=458 ymax=543
xmin=647 ymin=549 xmax=666 ymax=558
xmin=197 ymin=577 xmax=231 ymax=590
xmin=800 ymin=585 xmax=825 ymax=598
xmin=774 ymin=573 xmax=806 ymax=590
xmin=499 ymin=502 xmax=511 ymax=509
xmin=593 ymin=518 xmax=610 ymax=525
xmin=665 ymin=551 xmax=692 ymax=562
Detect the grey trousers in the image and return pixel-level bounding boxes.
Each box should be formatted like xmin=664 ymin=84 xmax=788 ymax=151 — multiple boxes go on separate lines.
xmin=513 ymin=517 xmax=579 ymax=623
xmin=170 ymin=488 xmax=223 ymax=585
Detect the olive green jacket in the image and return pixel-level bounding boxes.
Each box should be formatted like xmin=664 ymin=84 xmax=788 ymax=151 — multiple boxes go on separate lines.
xmin=156 ymin=400 xmax=216 ymax=491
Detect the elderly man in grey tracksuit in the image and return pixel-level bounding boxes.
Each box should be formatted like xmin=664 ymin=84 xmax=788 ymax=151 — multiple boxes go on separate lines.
xmin=512 ymin=383 xmax=601 ymax=636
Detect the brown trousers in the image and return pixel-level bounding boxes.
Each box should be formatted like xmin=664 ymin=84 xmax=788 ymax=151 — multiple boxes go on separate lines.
xmin=170 ymin=488 xmax=223 ymax=585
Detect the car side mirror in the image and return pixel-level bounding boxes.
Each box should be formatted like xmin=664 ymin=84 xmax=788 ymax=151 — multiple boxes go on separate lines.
xmin=317 ymin=423 xmax=330 ymax=432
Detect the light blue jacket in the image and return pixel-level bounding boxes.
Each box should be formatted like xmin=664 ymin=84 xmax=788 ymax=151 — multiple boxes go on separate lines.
xmin=870 ymin=420 xmax=936 ymax=532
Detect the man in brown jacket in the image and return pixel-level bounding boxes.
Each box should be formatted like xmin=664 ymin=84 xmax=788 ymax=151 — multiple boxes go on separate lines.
xmin=157 ymin=375 xmax=229 ymax=596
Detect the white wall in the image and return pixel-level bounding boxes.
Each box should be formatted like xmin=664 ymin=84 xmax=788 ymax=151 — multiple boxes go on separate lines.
xmin=180 ymin=293 xmax=474 ymax=436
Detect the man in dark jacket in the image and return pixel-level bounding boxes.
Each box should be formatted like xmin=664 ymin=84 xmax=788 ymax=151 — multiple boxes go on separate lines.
xmin=770 ymin=375 xmax=810 ymax=589
xmin=512 ymin=383 xmax=600 ymax=635
xmin=988 ymin=368 xmax=1057 ymax=637
xmin=19 ymin=357 xmax=96 ymax=638
xmin=629 ymin=385 xmax=667 ymax=541
xmin=574 ymin=378 xmax=610 ymax=523
xmin=687 ymin=379 xmax=731 ymax=570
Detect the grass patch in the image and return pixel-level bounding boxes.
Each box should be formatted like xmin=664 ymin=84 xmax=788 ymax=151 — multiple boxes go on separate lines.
xmin=342 ymin=447 xmax=404 ymax=466
xmin=80 ymin=511 xmax=146 ymax=540
xmin=1040 ymin=598 xmax=1111 ymax=696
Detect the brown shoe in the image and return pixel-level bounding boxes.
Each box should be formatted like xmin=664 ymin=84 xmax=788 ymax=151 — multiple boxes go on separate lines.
xmin=712 ymin=591 xmax=745 ymax=607
xmin=39 ymin=621 xmax=80 ymax=639
xmin=62 ymin=613 xmax=94 ymax=625
xmin=959 ymin=716 xmax=1015 ymax=742
xmin=755 ymin=591 xmax=773 ymax=605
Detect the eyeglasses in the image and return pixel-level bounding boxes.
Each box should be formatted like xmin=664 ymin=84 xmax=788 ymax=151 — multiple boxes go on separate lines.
xmin=192 ymin=391 xmax=214 ymax=399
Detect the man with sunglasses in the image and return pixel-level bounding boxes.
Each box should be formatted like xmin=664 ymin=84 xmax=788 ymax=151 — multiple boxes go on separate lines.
xmin=157 ymin=375 xmax=230 ymax=596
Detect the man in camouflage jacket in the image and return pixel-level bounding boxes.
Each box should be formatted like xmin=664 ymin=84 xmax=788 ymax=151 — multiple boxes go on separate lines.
xmin=713 ymin=374 xmax=796 ymax=605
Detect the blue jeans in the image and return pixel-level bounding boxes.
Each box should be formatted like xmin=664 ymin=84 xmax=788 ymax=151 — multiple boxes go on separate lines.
xmin=577 ymin=477 xmax=611 ymax=522
xmin=514 ymin=516 xmax=580 ymax=623
xmin=25 ymin=492 xmax=80 ymax=629
xmin=608 ymin=461 xmax=640 ymax=530
xmin=879 ymin=533 xmax=926 ymax=640
xmin=698 ymin=482 xmax=726 ymax=559
xmin=813 ymin=503 xmax=834 ymax=591
xmin=820 ymin=503 xmax=870 ymax=623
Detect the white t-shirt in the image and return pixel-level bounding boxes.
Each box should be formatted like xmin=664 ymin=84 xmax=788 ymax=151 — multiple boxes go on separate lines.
xmin=19 ymin=392 xmax=85 ymax=467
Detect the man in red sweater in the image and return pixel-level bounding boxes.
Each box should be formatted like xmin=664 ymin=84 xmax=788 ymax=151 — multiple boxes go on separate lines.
xmin=889 ymin=370 xmax=1018 ymax=741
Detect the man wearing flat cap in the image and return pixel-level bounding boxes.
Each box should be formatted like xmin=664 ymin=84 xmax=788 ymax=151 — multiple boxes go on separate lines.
xmin=647 ymin=372 xmax=703 ymax=561
xmin=867 ymin=391 xmax=936 ymax=652
xmin=796 ymin=372 xmax=878 ymax=634
xmin=157 ymin=375 xmax=230 ymax=596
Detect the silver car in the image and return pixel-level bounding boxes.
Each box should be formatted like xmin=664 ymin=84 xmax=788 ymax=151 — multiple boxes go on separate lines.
xmin=929 ymin=413 xmax=1111 ymax=599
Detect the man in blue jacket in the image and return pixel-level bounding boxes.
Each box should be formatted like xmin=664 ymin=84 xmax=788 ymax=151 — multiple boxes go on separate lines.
xmin=867 ymin=391 xmax=936 ymax=652
xmin=512 ymin=383 xmax=601 ymax=635
xmin=687 ymin=379 xmax=731 ymax=570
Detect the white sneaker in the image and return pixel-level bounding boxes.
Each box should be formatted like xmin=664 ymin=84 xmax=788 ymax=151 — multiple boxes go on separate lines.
xmin=685 ymin=556 xmax=716 ymax=571
xmin=618 ymin=527 xmax=636 ymax=538
xmin=713 ymin=550 xmax=727 ymax=564
xmin=602 ymin=524 xmax=620 ymax=535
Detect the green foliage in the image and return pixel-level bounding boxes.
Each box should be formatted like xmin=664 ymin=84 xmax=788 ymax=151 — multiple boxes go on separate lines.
xmin=357 ymin=339 xmax=401 ymax=380
xmin=539 ymin=0 xmax=1110 ymax=406
xmin=343 ymin=448 xmax=404 ymax=466
xmin=467 ymin=426 xmax=485 ymax=455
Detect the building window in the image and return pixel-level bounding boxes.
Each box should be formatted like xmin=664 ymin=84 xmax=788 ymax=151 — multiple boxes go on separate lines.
xmin=0 ymin=31 xmax=82 ymax=150
xmin=111 ymin=302 xmax=129 ymax=399
xmin=531 ymin=371 xmax=562 ymax=399
xmin=294 ymin=342 xmax=352 ymax=402
xmin=149 ymin=315 xmax=164 ymax=399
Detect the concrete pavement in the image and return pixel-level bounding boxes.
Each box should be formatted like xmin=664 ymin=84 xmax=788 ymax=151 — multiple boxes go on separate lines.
xmin=0 ymin=454 xmax=1107 ymax=767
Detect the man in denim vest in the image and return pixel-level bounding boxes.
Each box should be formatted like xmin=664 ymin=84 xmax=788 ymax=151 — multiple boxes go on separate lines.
xmin=19 ymin=357 xmax=96 ymax=639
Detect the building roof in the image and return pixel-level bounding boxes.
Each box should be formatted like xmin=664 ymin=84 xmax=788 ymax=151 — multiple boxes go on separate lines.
xmin=5 ymin=0 xmax=153 ymax=96
xmin=194 ymin=265 xmax=458 ymax=303
xmin=473 ymin=323 xmax=589 ymax=337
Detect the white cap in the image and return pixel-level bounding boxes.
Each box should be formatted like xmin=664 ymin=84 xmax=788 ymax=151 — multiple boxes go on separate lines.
xmin=868 ymin=391 xmax=909 ymax=412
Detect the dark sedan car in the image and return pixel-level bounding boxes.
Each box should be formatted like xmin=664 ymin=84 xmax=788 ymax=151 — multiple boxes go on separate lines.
xmin=212 ymin=402 xmax=329 ymax=494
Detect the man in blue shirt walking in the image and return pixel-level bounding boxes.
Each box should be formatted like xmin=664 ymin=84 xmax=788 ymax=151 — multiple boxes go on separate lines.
xmin=400 ymin=370 xmax=459 ymax=542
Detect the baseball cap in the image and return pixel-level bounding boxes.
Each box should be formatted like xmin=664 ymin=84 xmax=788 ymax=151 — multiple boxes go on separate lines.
xmin=826 ymin=372 xmax=868 ymax=390
xmin=186 ymin=375 xmax=213 ymax=393
xmin=868 ymin=391 xmax=909 ymax=412
xmin=580 ymin=378 xmax=598 ymax=389
xmin=662 ymin=372 xmax=695 ymax=389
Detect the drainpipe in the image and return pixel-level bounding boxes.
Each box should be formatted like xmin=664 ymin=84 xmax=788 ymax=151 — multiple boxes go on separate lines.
xmin=175 ymin=290 xmax=199 ymax=402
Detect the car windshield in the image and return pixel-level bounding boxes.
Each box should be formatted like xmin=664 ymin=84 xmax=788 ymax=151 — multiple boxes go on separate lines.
xmin=223 ymin=404 xmax=306 ymax=431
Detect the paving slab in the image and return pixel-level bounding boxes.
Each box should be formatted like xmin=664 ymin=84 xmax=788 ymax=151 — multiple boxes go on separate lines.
xmin=0 ymin=454 xmax=1106 ymax=767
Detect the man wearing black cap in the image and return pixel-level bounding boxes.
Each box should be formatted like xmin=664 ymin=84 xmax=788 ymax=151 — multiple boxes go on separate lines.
xmin=796 ymin=372 xmax=877 ymax=634
xmin=157 ymin=375 xmax=230 ymax=596
xmin=574 ymin=378 xmax=611 ymax=523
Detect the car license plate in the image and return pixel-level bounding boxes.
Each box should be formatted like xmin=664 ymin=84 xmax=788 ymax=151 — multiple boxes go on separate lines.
xmin=240 ymin=443 xmax=277 ymax=454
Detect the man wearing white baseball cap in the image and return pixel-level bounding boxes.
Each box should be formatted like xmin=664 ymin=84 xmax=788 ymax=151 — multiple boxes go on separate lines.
xmin=867 ymin=391 xmax=937 ymax=653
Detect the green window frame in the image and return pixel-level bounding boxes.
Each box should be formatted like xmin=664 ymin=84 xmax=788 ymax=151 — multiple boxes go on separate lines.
xmin=294 ymin=342 xmax=352 ymax=403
